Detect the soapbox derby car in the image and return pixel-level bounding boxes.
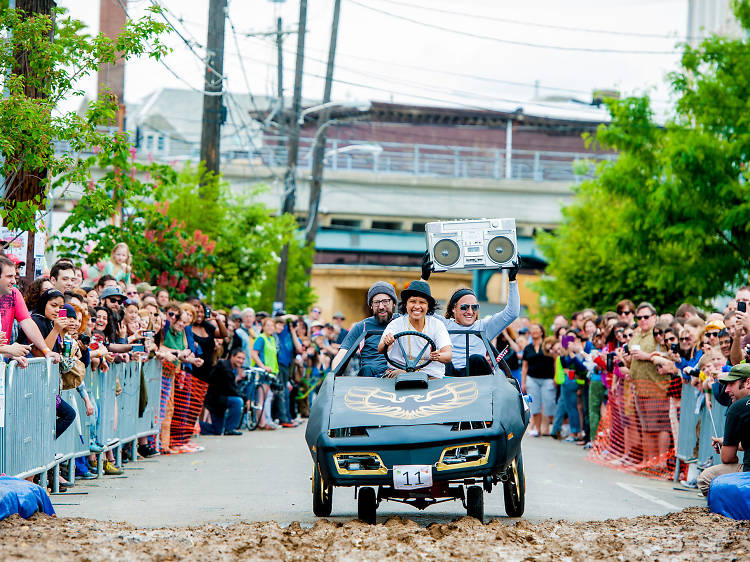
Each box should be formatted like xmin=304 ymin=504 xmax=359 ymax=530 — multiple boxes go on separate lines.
xmin=304 ymin=328 xmax=530 ymax=523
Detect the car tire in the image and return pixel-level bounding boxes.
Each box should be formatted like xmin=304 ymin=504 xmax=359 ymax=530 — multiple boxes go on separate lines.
xmin=357 ymin=486 xmax=377 ymax=524
xmin=312 ymin=463 xmax=333 ymax=517
xmin=503 ymin=452 xmax=525 ymax=517
xmin=466 ymin=485 xmax=484 ymax=521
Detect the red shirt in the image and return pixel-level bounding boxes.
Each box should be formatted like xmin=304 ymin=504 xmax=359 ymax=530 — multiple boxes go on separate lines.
xmin=0 ymin=287 xmax=30 ymax=338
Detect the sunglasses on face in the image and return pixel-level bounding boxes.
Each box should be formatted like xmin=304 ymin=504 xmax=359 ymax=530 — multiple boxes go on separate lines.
xmin=458 ymin=303 xmax=480 ymax=312
xmin=705 ymin=331 xmax=720 ymax=338
xmin=636 ymin=314 xmax=652 ymax=320
xmin=665 ymin=336 xmax=678 ymax=343
xmin=167 ymin=311 xmax=178 ymax=318
xmin=653 ymin=330 xmax=663 ymax=337
xmin=623 ymin=333 xmax=634 ymax=339
xmin=618 ymin=310 xmax=633 ymax=315
xmin=679 ymin=337 xmax=691 ymax=342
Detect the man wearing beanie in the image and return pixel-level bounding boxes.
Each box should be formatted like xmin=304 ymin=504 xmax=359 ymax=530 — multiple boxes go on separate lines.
xmin=331 ymin=281 xmax=399 ymax=377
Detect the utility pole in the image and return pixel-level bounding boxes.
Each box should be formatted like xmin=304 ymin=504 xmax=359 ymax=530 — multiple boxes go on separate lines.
xmin=276 ymin=16 xmax=284 ymax=110
xmin=304 ymin=0 xmax=341 ymax=247
xmin=199 ymin=0 xmax=227 ymax=192
xmin=274 ymin=0 xmax=307 ymax=307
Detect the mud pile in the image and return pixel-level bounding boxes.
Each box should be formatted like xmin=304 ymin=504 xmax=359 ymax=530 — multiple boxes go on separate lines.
xmin=1 ymin=507 xmax=747 ymax=561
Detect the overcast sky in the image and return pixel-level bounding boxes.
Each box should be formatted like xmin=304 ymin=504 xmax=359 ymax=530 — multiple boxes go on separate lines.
xmin=58 ymin=0 xmax=689 ymax=119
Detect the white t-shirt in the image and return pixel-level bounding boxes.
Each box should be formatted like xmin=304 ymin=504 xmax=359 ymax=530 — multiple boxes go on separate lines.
xmin=381 ymin=315 xmax=452 ymax=377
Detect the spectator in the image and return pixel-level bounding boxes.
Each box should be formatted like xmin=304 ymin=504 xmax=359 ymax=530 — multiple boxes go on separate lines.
xmin=103 ymin=242 xmax=132 ymax=284
xmin=616 ymin=299 xmax=636 ymax=325
xmin=200 ymin=348 xmax=246 ymax=436
xmin=155 ymin=288 xmax=170 ymax=311
xmin=697 ymin=364 xmax=750 ymax=495
xmin=332 ymin=312 xmax=348 ymax=344
xmin=96 ymin=274 xmax=118 ymax=293
xmin=50 ymin=260 xmax=77 ymax=293
xmin=233 ymin=307 xmax=257 ymax=369
xmin=552 ymin=329 xmax=586 ymax=442
xmin=252 ymin=317 xmax=281 ymax=430
xmin=521 ymin=323 xmax=556 ymax=437
xmin=22 ymin=276 xmax=53 ymax=317
xmin=0 ymin=257 xmax=60 ymax=364
xmin=273 ymin=314 xmax=303 ymax=428
xmin=623 ymin=302 xmax=671 ymax=468
xmin=83 ymin=285 xmax=99 ymax=310
xmin=187 ymin=297 xmax=228 ymax=384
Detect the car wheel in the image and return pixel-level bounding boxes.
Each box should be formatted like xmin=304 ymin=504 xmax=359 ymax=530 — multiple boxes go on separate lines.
xmin=503 ymin=452 xmax=525 ymax=517
xmin=466 ymin=485 xmax=484 ymax=521
xmin=357 ymin=486 xmax=377 ymax=524
xmin=312 ymin=463 xmax=333 ymax=517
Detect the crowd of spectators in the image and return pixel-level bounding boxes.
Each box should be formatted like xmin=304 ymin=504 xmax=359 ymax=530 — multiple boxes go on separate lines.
xmin=497 ymin=294 xmax=748 ymax=493
xmin=0 ymin=245 xmax=348 ymax=492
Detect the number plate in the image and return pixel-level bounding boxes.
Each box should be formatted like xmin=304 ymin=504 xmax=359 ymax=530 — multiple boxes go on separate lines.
xmin=393 ymin=465 xmax=433 ymax=490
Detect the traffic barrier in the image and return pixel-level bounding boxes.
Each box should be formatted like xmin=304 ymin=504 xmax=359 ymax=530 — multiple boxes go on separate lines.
xmin=0 ymin=359 xmax=57 ymax=485
xmin=675 ymin=383 xmax=700 ymax=463
xmin=0 ymin=358 xmax=162 ymax=484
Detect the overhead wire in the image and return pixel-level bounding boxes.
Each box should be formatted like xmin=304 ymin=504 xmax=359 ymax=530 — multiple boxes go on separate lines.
xmin=347 ymin=0 xmax=681 ymax=55
xmin=368 ymin=0 xmax=699 ymax=41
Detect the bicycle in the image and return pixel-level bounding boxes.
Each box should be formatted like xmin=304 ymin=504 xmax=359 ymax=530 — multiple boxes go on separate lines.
xmin=239 ymin=367 xmax=275 ymax=431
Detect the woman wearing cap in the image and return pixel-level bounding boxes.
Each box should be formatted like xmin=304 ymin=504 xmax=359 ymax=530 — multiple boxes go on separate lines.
xmin=378 ymin=280 xmax=452 ymax=378
xmin=423 ymin=255 xmax=521 ymax=377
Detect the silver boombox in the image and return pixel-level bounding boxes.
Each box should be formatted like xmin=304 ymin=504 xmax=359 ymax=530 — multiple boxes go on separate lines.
xmin=425 ymin=218 xmax=518 ymax=271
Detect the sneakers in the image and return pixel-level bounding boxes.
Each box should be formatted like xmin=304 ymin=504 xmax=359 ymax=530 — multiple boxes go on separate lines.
xmin=89 ymin=442 xmax=104 ymax=453
xmin=527 ymin=428 xmax=539 ymax=437
xmin=697 ymin=458 xmax=714 ymax=470
xmin=137 ymin=444 xmax=160 ymax=458
xmin=75 ymin=470 xmax=96 ymax=480
xmin=103 ymin=461 xmax=123 ymax=476
xmin=680 ymin=479 xmax=698 ymax=489
xmin=564 ymin=436 xmax=578 ymax=442
xmin=223 ymin=429 xmax=243 ymax=436
xmin=280 ymin=422 xmax=297 ymax=428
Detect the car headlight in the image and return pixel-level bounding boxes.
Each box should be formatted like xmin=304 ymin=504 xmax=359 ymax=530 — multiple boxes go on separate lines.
xmin=436 ymin=442 xmax=490 ymax=471
xmin=333 ymin=452 xmax=387 ymax=475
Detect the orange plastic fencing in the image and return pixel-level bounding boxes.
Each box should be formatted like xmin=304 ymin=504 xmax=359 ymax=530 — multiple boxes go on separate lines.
xmin=587 ymin=375 xmax=685 ymax=480
xmin=169 ymin=369 xmax=209 ymax=448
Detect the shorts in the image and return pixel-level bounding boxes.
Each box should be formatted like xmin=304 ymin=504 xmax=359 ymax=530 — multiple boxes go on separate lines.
xmin=526 ymin=376 xmax=556 ymax=416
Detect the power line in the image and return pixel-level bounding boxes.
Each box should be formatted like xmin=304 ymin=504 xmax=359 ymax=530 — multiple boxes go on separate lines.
xmin=369 ymin=0 xmax=698 ymax=41
xmin=348 ymin=0 xmax=681 ymax=55
xmin=225 ymin=11 xmax=261 ymax=114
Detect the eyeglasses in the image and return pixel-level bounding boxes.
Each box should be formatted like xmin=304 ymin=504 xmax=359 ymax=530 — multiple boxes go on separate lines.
xmin=679 ymin=337 xmax=691 ymax=342
xmin=458 ymin=303 xmax=480 ymax=312
xmin=126 ymin=291 xmax=138 ymax=296
xmin=623 ymin=333 xmax=634 ymax=339
xmin=615 ymin=329 xmax=624 ymax=334
xmin=636 ymin=314 xmax=652 ymax=320
xmin=618 ymin=309 xmax=633 ymax=315
xmin=665 ymin=336 xmax=678 ymax=343
xmin=167 ymin=311 xmax=178 ymax=318
xmin=653 ymin=330 xmax=663 ymax=337
xmin=705 ymin=331 xmax=720 ymax=338
xmin=371 ymin=299 xmax=392 ymax=307
xmin=312 ymin=308 xmax=321 ymax=313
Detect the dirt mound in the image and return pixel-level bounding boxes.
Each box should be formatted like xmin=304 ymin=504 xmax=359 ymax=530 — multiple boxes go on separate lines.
xmin=1 ymin=507 xmax=747 ymax=561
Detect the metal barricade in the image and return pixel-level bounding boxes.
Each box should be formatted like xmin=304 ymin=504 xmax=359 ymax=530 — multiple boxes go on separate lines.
xmin=0 ymin=358 xmax=58 ymax=480
xmin=116 ymin=361 xmax=140 ymax=446
xmin=698 ymin=399 xmax=728 ymax=466
xmin=93 ymin=365 xmax=119 ymax=448
xmin=55 ymin=388 xmax=90 ymax=464
xmin=676 ymin=383 xmax=701 ymax=462
xmin=136 ymin=359 xmax=163 ymax=438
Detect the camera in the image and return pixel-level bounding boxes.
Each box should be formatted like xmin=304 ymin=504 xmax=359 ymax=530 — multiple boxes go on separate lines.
xmin=670 ymin=342 xmax=680 ymax=353
xmin=143 ymin=330 xmax=155 ymax=339
xmin=78 ymin=333 xmax=91 ymax=347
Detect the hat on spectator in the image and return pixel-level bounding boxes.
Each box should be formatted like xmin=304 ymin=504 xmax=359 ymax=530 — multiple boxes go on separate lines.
xmin=6 ymin=254 xmax=24 ymax=267
xmin=333 ymin=311 xmax=345 ymax=319
xmin=311 ymin=320 xmax=324 ymax=329
xmin=136 ymin=281 xmax=156 ymax=293
xmin=100 ymin=286 xmax=126 ymax=303
xmin=367 ymin=281 xmax=397 ymax=306
xmin=704 ymin=320 xmax=726 ymax=332
xmin=718 ymin=363 xmax=750 ymax=383
xmin=400 ymin=280 xmax=435 ymax=308
xmin=62 ymin=303 xmax=77 ymax=319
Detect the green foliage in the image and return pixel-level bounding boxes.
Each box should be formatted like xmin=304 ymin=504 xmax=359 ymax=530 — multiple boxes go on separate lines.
xmin=0 ymin=5 xmax=167 ymax=228
xmin=536 ymin=4 xmax=750 ymax=317
xmin=257 ymin=242 xmax=315 ymax=315
xmin=153 ymin=162 xmax=315 ymax=310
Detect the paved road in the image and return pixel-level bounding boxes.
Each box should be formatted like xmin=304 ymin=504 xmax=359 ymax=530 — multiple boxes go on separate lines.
xmin=53 ymin=426 xmax=704 ymax=527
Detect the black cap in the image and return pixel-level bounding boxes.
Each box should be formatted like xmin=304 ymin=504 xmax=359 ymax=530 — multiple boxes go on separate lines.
xmin=400 ymin=280 xmax=435 ymax=308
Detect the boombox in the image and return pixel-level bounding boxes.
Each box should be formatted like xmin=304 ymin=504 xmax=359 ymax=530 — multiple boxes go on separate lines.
xmin=425 ymin=218 xmax=517 ymax=271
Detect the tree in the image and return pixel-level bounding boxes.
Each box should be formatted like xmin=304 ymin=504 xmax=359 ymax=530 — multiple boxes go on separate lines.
xmin=0 ymin=5 xmax=167 ymax=230
xmin=536 ymin=0 xmax=750 ymax=317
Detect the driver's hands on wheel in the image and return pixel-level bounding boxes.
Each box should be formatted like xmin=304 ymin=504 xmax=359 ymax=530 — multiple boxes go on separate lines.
xmin=381 ymin=333 xmax=395 ymax=348
xmin=429 ymin=349 xmax=442 ymax=361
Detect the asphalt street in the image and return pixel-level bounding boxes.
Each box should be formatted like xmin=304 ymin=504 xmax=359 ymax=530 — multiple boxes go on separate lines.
xmin=53 ymin=426 xmax=705 ymax=527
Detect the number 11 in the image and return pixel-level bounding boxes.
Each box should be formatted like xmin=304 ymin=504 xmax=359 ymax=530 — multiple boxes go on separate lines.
xmin=404 ymin=470 xmax=423 ymax=486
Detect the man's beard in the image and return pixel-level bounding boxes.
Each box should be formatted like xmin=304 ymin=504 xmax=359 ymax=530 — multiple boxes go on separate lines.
xmin=373 ymin=309 xmax=393 ymax=324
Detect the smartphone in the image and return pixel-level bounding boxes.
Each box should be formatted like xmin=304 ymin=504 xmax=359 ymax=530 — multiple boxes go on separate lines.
xmin=132 ymin=344 xmax=145 ymax=353
xmin=738 ymin=301 xmax=747 ymax=313
xmin=670 ymin=343 xmax=680 ymax=353
xmin=204 ymin=305 xmax=212 ymax=318
xmin=58 ymin=309 xmax=67 ymax=318
xmin=623 ymin=343 xmax=629 ymax=354
xmin=606 ymin=353 xmax=614 ymax=372
xmin=143 ymin=330 xmax=155 ymax=339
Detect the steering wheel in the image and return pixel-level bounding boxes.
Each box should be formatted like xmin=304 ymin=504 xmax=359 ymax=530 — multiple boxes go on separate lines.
xmin=383 ymin=330 xmax=437 ymax=372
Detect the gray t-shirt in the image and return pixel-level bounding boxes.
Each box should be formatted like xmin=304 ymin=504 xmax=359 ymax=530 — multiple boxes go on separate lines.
xmin=436 ymin=281 xmax=520 ymax=369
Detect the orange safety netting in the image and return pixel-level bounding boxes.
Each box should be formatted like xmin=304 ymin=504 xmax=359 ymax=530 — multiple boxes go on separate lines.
xmin=587 ymin=376 xmax=684 ymax=480
xmin=169 ymin=369 xmax=209 ymax=447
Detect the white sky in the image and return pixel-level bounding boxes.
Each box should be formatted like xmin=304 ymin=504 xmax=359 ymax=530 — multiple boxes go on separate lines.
xmin=57 ymin=0 xmax=689 ymax=117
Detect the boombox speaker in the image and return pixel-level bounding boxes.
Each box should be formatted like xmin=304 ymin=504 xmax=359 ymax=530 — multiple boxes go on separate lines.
xmin=425 ymin=218 xmax=517 ymax=272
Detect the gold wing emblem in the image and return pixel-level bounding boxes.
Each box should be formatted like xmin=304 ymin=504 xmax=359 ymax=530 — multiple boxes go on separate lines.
xmin=344 ymin=382 xmax=478 ymax=420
